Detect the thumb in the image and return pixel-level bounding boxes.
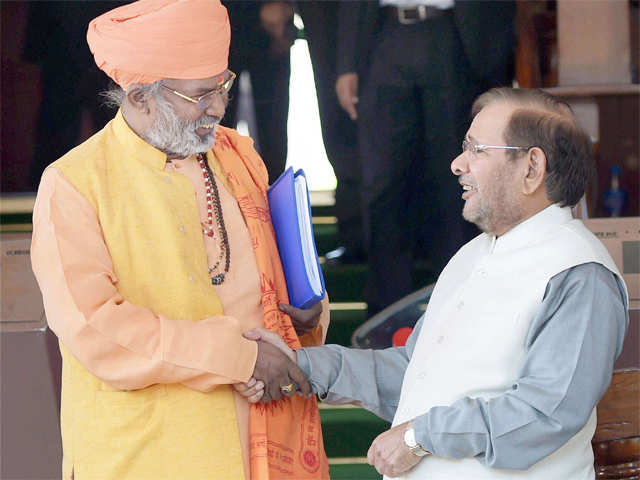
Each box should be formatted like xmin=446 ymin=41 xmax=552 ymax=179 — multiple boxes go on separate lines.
xmin=346 ymin=103 xmax=358 ymax=121
xmin=243 ymin=329 xmax=263 ymax=341
xmin=278 ymin=303 xmax=294 ymax=314
xmin=347 ymin=76 xmax=358 ymax=120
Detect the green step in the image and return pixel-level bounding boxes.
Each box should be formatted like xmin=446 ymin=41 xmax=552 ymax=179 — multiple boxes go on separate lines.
xmin=325 ymin=308 xmax=367 ymax=346
xmin=311 ymin=205 xmax=335 ymax=218
xmin=321 ymin=264 xmax=367 ymax=302
xmin=322 ymin=263 xmax=438 ymax=303
xmin=313 ymin=223 xmax=339 ymax=257
xmin=329 ymin=462 xmax=381 ymax=480
xmin=320 ymin=407 xmax=391 ymax=458
xmin=0 ymin=212 xmax=32 ymax=226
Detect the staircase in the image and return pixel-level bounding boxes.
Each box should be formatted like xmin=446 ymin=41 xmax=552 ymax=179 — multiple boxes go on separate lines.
xmin=310 ymin=193 xmax=437 ymax=479
xmin=312 ymin=206 xmax=384 ymax=479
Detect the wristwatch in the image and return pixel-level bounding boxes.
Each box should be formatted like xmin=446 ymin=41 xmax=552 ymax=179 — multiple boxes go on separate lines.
xmin=403 ymin=423 xmax=431 ymax=457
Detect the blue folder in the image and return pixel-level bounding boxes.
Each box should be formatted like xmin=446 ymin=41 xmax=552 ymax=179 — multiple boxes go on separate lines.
xmin=267 ymin=167 xmax=326 ymax=309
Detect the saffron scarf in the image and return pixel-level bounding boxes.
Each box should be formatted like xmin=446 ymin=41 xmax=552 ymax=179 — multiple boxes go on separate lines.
xmin=211 ymin=127 xmax=329 ymax=479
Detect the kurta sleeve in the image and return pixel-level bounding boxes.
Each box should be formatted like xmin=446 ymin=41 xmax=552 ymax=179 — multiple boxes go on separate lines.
xmin=297 ymin=318 xmax=424 ymax=421
xmin=412 ymin=262 xmax=627 ymax=469
xmin=31 ymin=168 xmax=258 ymax=392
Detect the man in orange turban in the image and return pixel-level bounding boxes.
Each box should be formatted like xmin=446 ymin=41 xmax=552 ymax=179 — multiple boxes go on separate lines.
xmin=30 ymin=1 xmax=330 ymax=478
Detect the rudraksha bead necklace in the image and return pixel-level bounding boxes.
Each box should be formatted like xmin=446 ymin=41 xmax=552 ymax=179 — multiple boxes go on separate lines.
xmin=197 ymin=153 xmax=230 ymax=285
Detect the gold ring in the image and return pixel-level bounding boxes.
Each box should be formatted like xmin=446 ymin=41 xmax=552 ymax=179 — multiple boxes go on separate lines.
xmin=280 ymin=383 xmax=294 ymax=393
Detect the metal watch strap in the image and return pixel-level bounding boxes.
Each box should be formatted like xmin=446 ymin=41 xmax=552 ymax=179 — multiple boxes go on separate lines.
xmin=403 ymin=424 xmax=431 ymax=457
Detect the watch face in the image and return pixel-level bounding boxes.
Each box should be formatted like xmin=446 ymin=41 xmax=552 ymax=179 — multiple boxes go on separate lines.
xmin=404 ymin=426 xmax=430 ymax=457
xmin=404 ymin=427 xmax=416 ymax=447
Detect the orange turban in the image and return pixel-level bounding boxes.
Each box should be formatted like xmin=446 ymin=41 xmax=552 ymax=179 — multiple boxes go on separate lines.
xmin=87 ymin=0 xmax=230 ymax=90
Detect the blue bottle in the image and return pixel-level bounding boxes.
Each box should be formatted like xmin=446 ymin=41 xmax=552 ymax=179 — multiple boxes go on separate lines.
xmin=603 ymin=166 xmax=627 ymax=217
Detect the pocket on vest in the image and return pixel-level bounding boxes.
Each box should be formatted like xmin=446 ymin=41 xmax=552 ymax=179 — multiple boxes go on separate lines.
xmin=84 ymin=384 xmax=168 ymax=478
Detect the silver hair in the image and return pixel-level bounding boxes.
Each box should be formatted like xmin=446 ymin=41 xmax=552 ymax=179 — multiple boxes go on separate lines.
xmin=472 ymin=88 xmax=593 ymax=207
xmin=100 ymin=82 xmax=162 ymax=108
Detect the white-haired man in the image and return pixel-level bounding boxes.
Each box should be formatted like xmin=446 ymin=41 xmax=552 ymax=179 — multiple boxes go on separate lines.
xmin=239 ymin=88 xmax=628 ymax=479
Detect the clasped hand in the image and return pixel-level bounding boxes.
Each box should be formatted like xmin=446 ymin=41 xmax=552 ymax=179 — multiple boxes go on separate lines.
xmin=235 ymin=301 xmax=322 ymax=403
xmin=246 ymin=330 xmax=309 ymax=403
xmin=235 ymin=297 xmax=422 ymax=477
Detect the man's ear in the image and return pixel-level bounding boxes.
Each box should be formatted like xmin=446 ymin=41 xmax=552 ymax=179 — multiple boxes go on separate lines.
xmin=126 ymin=87 xmax=152 ymax=115
xmin=522 ymin=147 xmax=547 ymax=196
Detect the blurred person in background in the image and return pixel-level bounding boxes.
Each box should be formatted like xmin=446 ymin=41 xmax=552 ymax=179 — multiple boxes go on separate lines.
xmin=24 ymin=1 xmax=126 ymax=190
xmin=297 ymin=2 xmax=366 ymax=265
xmin=222 ymin=1 xmax=296 ymax=184
xmin=336 ymin=1 xmax=516 ymax=315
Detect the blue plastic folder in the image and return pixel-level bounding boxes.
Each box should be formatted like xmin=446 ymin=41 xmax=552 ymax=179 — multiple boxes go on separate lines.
xmin=267 ymin=167 xmax=326 ymax=309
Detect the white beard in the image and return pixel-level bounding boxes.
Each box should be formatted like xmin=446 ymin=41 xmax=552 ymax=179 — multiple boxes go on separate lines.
xmin=142 ymin=96 xmax=220 ymax=157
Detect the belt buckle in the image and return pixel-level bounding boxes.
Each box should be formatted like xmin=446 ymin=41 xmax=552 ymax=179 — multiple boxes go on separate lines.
xmin=398 ymin=5 xmax=427 ymax=25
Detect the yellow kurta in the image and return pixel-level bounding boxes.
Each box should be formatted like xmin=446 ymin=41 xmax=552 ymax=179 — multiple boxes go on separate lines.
xmin=31 ymin=111 xmax=329 ymax=479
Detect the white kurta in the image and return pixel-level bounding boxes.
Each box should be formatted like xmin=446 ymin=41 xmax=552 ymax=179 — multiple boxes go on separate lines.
xmin=393 ymin=205 xmax=626 ymax=480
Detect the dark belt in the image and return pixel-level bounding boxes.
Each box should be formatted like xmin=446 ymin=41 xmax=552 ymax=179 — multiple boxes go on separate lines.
xmin=382 ymin=5 xmax=449 ymax=25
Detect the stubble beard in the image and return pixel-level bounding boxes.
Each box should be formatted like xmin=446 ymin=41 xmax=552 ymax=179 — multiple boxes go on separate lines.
xmin=463 ymin=170 xmax=523 ymax=235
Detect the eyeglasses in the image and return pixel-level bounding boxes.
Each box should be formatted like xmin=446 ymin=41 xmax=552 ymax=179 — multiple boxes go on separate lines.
xmin=160 ymin=71 xmax=236 ymax=110
xmin=462 ymin=139 xmax=529 ymax=156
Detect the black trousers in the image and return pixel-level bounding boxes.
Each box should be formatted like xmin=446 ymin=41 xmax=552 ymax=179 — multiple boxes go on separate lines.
xmin=223 ymin=52 xmax=290 ymax=185
xmin=358 ymin=10 xmax=480 ymax=315
xmin=297 ymin=2 xmax=364 ymax=253
xmin=222 ymin=2 xmax=291 ymax=185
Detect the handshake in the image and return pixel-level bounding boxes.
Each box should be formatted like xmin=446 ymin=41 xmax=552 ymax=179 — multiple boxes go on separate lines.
xmin=234 ymin=302 xmax=319 ymax=403
xmin=235 ymin=301 xmax=424 ymax=478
